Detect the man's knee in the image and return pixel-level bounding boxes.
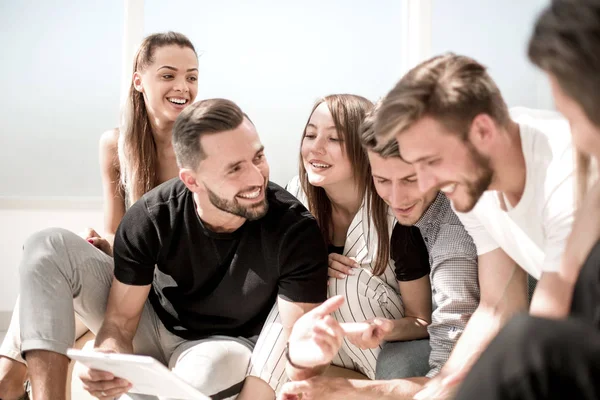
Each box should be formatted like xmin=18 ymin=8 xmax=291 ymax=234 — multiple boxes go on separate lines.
xmin=22 ymin=227 xmax=81 ymax=258
xmin=20 ymin=228 xmax=80 ymax=276
xmin=375 ymin=339 xmax=431 ymax=379
xmin=171 ymin=340 xmax=252 ymax=397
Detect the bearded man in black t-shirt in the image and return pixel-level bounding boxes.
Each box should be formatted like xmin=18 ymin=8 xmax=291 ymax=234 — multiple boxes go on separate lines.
xmin=15 ymin=99 xmax=330 ymax=400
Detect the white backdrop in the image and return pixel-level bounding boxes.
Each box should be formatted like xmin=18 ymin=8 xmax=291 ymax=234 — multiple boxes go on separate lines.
xmin=144 ymin=0 xmax=405 ymax=186
xmin=431 ymin=0 xmax=553 ymax=109
xmin=0 ymin=0 xmax=123 ymax=198
xmin=0 ymin=0 xmax=554 ymax=314
xmin=0 ymin=0 xmax=552 ymax=199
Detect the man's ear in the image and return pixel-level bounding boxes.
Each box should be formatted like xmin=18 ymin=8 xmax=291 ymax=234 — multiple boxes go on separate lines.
xmin=133 ymin=72 xmax=143 ymax=92
xmin=179 ymin=168 xmax=202 ymax=193
xmin=468 ymin=113 xmax=497 ymax=151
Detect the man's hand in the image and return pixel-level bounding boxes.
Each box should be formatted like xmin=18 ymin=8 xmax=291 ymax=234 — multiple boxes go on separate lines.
xmin=279 ymin=376 xmax=355 ymax=400
xmin=328 ymin=254 xmax=359 ymax=279
xmin=81 ymin=228 xmax=113 ymax=257
xmin=341 ymin=318 xmax=394 ymax=350
xmin=287 ymin=295 xmax=345 ymax=369
xmin=75 ymin=349 xmax=131 ymax=399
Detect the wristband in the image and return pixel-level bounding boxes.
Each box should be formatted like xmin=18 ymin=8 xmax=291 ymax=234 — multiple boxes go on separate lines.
xmin=285 ymin=342 xmax=309 ymax=370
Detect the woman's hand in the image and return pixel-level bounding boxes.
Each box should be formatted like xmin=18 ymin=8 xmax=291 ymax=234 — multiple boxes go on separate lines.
xmin=328 ymin=254 xmax=359 ymax=279
xmin=82 ymin=228 xmax=113 ymax=257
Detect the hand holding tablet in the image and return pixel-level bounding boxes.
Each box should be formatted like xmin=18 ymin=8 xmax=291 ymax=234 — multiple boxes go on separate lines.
xmin=67 ymin=349 xmax=210 ymax=400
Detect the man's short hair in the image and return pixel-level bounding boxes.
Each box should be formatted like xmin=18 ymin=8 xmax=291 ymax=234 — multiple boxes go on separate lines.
xmin=173 ymin=99 xmax=245 ymax=169
xmin=360 ymin=102 xmax=401 ymax=158
xmin=375 ymin=53 xmax=510 ymax=145
xmin=528 ymin=0 xmax=600 ymax=126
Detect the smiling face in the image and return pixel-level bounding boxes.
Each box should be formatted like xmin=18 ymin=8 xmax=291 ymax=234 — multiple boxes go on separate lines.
xmin=368 ymin=150 xmax=437 ymax=225
xmin=134 ymin=44 xmax=199 ymax=125
xmin=396 ymin=116 xmax=494 ymax=213
xmin=190 ymin=118 xmax=270 ymax=221
xmin=300 ymin=102 xmax=354 ymax=189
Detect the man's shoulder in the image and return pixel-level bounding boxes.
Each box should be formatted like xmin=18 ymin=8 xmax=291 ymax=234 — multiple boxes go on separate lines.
xmin=428 ymin=197 xmax=478 ymax=260
xmin=513 ymin=108 xmax=575 ymax=210
xmin=139 ymin=178 xmax=190 ymax=218
xmin=264 ymin=181 xmax=315 ymax=227
xmin=514 ymin=107 xmax=573 ymax=166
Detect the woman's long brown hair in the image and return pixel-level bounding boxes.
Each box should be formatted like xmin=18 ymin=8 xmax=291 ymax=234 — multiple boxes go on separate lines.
xmin=299 ymin=94 xmax=391 ymax=276
xmin=118 ymin=32 xmax=197 ymax=205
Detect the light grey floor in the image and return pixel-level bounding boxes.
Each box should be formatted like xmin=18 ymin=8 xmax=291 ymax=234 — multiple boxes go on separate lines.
xmin=0 ymin=330 xmax=5 ymax=344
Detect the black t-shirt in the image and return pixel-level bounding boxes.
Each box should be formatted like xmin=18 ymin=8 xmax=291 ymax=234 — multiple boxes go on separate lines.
xmin=328 ymin=244 xmax=345 ymax=255
xmin=113 ymin=178 xmax=328 ymax=340
xmin=390 ymin=223 xmax=430 ymax=281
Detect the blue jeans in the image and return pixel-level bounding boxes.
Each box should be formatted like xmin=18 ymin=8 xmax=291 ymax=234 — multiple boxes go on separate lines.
xmin=375 ymin=339 xmax=431 ymax=379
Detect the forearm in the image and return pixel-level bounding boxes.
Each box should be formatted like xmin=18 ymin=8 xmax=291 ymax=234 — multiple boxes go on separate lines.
xmin=286 ymin=362 xmax=329 ymax=382
xmin=384 ymin=317 xmax=429 ymax=342
xmin=105 ymin=233 xmax=116 ymax=248
xmin=529 ymin=272 xmax=574 ymax=319
xmin=342 ymin=377 xmax=430 ymax=400
xmin=94 ymin=320 xmax=135 ymax=354
xmin=440 ymin=304 xmax=514 ymax=373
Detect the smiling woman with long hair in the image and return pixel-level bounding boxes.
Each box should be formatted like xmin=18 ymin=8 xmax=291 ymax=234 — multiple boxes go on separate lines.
xmin=0 ymin=31 xmax=199 ymax=400
xmin=289 ymin=94 xmax=432 ymax=379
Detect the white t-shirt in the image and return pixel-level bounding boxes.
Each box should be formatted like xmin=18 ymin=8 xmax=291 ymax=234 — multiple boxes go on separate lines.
xmin=456 ymin=107 xmax=575 ymax=280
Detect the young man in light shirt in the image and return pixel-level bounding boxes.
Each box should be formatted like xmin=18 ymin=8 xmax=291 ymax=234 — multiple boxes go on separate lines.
xmin=373 ymin=53 xmax=575 ymax=398
xmin=457 ymin=1 xmax=600 ymax=398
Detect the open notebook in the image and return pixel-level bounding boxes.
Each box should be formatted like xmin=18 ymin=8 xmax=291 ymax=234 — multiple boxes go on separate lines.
xmin=67 ymin=349 xmax=211 ymax=400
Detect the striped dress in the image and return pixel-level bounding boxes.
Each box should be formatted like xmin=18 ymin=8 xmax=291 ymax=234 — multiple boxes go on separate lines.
xmin=247 ymin=177 xmax=405 ymax=390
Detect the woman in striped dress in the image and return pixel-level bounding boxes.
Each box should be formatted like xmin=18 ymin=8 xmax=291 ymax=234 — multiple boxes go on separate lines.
xmin=248 ymin=95 xmax=432 ymax=389
xmin=0 ymin=31 xmax=200 ymax=400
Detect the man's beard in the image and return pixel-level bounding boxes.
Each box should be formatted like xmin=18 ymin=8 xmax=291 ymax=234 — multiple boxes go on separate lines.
xmin=206 ymin=182 xmax=269 ymax=221
xmin=453 ymin=144 xmax=494 ymax=213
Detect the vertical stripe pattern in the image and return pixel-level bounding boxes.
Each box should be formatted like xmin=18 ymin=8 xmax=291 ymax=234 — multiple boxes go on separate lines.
xmin=247 ymin=177 xmax=405 ymax=390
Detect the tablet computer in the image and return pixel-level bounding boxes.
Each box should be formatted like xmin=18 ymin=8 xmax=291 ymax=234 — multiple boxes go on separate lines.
xmin=67 ymin=349 xmax=210 ymax=400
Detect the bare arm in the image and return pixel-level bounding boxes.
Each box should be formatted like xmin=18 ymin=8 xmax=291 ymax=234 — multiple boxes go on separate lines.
xmin=529 ymin=170 xmax=583 ymax=318
xmin=385 ymin=276 xmax=432 ymax=342
xmin=99 ymin=128 xmax=126 ymax=245
xmin=529 ymin=271 xmax=572 ymax=318
xmin=344 ymin=377 xmax=429 ymax=400
xmin=279 ymin=375 xmax=430 ymax=400
xmin=533 ymin=181 xmax=600 ymax=318
xmin=94 ymin=278 xmax=151 ymax=354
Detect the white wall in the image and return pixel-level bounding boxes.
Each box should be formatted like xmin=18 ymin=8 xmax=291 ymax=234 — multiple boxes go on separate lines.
xmin=431 ymin=0 xmax=552 ymax=109
xmin=144 ymin=0 xmax=404 ymax=186
xmin=0 ymin=0 xmax=405 ymax=318
xmin=0 ymin=0 xmax=123 ymax=198
xmin=0 ymin=0 xmax=556 ymax=318
xmin=0 ymin=204 xmax=103 ymax=317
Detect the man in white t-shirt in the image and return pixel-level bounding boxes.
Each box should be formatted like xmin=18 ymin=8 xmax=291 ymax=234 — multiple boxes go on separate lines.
xmin=373 ymin=53 xmax=575 ymax=398
xmin=456 ymin=106 xmax=573 ymax=292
